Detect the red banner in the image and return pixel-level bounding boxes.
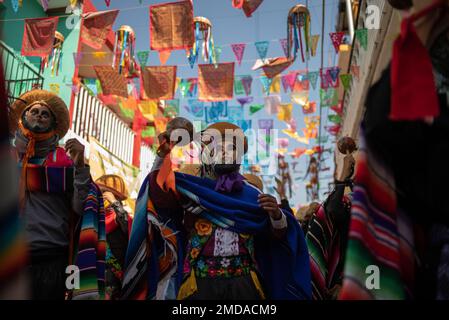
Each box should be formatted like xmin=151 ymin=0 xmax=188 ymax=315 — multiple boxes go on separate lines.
xmin=142 ymin=66 xmax=177 ymax=101
xmin=21 ymin=17 xmax=59 ymax=57
xmin=80 ymin=10 xmax=119 ymax=50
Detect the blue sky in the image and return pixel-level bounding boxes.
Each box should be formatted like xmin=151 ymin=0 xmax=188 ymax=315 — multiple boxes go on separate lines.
xmin=92 ymin=0 xmax=340 ymax=207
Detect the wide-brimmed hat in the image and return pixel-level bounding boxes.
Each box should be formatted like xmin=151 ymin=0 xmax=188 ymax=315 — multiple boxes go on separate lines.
xmin=95 ymin=174 xmax=129 ymax=201
xmin=10 ymin=89 xmax=69 ymax=138
xmin=203 ymin=122 xmax=248 ymax=154
xmin=243 ymin=173 xmax=263 ymax=191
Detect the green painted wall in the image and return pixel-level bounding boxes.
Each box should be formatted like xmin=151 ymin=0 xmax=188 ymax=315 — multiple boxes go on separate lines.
xmin=0 ymin=1 xmax=81 ymax=109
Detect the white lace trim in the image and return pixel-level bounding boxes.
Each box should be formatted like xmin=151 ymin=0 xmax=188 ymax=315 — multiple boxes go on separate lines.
xmin=213 ymin=228 xmax=239 ymax=257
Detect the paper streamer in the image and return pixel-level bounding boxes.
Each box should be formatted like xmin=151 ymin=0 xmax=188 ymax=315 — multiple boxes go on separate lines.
xmin=277 ymin=103 xmax=293 ymax=122
xmin=320 ymin=88 xmax=338 ymax=107
xmin=254 ymin=41 xmax=269 ymax=60
xmin=291 ymin=91 xmax=309 ymax=106
xmin=260 ymin=76 xmax=273 ymax=95
xmin=231 ymin=43 xmax=246 ymax=66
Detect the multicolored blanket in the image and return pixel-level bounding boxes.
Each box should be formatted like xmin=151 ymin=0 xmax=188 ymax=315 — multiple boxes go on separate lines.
xmin=338 ymin=131 xmax=415 ymax=300
xmin=307 ymin=205 xmax=344 ymax=300
xmin=71 ymin=182 xmax=106 ymax=300
xmin=122 ymin=172 xmax=311 ymax=300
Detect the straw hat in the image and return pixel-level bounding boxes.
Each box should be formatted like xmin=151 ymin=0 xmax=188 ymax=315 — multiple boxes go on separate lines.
xmin=204 ymin=122 xmax=248 ymax=154
xmin=95 ymin=174 xmax=129 ymax=201
xmin=243 ymin=173 xmax=264 ymax=191
xmin=10 ymin=89 xmax=69 ymax=138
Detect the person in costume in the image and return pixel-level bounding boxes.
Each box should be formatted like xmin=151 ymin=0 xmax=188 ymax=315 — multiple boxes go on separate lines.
xmin=122 ymin=119 xmax=311 ymax=300
xmin=9 ymin=89 xmax=106 ymax=300
xmin=306 ymin=154 xmax=354 ymax=300
xmin=339 ymin=0 xmax=449 ymax=299
xmin=96 ymin=174 xmax=132 ymax=300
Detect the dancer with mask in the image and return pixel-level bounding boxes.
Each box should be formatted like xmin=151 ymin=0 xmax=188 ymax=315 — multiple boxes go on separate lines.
xmin=122 ymin=118 xmax=311 ymax=300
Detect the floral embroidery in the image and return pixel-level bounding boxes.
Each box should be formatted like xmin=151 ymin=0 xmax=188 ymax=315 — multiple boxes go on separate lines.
xmin=190 ymin=248 xmax=200 ymax=259
xmin=213 ymin=228 xmax=239 ymax=257
xmin=194 ymin=255 xmax=254 ymax=278
xmin=195 ymin=219 xmax=213 ymax=236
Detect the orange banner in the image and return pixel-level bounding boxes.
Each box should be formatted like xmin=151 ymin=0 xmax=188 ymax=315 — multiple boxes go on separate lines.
xmin=149 ymin=1 xmax=194 ymax=51
xmin=198 ymin=63 xmax=235 ymax=102
xmin=94 ymin=65 xmax=128 ymax=97
xmin=81 ymin=10 xmax=119 ymax=50
xmin=143 ymin=65 xmax=177 ymax=101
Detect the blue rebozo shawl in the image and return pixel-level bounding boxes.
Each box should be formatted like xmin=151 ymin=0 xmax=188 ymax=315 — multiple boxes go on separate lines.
xmin=121 ymin=172 xmax=311 ymax=300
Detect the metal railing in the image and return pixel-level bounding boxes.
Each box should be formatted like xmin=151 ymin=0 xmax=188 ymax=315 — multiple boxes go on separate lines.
xmin=71 ymin=84 xmax=135 ymax=164
xmin=0 ymin=41 xmax=43 ymax=106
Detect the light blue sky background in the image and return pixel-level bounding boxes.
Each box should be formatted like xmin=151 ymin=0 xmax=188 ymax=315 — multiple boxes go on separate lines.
xmin=92 ymin=0 xmax=340 ymax=208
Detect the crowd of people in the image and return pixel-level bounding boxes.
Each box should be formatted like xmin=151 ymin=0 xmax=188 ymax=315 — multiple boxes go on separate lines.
xmin=0 ymin=0 xmax=448 ymax=300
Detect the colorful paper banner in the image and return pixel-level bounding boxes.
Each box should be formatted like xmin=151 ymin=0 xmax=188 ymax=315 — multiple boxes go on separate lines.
xmin=198 ymin=63 xmax=235 ymax=102
xmin=231 ymin=43 xmax=246 ymax=66
xmin=254 ymin=41 xmax=269 ymax=60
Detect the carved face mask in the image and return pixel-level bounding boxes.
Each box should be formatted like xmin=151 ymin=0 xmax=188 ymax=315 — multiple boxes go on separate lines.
xmin=22 ymin=103 xmax=55 ymax=133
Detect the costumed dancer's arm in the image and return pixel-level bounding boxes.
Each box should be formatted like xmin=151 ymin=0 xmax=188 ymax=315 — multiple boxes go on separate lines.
xmin=148 ymin=155 xmax=182 ymax=209
xmin=65 ymin=139 xmax=92 ymax=215
xmin=258 ymin=194 xmax=288 ymax=239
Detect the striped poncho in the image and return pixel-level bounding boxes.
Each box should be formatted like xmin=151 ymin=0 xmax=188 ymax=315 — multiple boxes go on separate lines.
xmin=338 ymin=132 xmax=415 ymax=300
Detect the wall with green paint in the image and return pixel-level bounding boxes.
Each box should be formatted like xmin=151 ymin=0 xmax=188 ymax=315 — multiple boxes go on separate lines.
xmin=0 ymin=1 xmax=81 ymax=109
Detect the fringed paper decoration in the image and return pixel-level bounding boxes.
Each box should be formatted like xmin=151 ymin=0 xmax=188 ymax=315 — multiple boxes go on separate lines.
xmin=113 ymin=25 xmax=139 ymax=78
xmin=355 ymin=28 xmax=368 ymax=50
xmin=236 ymin=119 xmax=252 ymax=132
xmin=307 ymin=71 xmax=319 ymax=90
xmin=142 ymin=65 xmax=177 ymax=101
xmin=242 ymin=0 xmax=264 ymax=17
xmin=328 ymin=114 xmax=342 ymax=124
xmin=331 ymin=101 xmax=343 ymax=115
xmin=330 ymin=32 xmax=345 ymax=53
xmin=22 ymin=17 xmax=59 ymax=57
xmin=320 ymin=67 xmax=340 ymax=89
xmin=231 ymin=43 xmax=246 ymax=66
xmin=150 ymin=1 xmax=194 ymax=51
xmin=340 ymin=74 xmax=352 ymax=90
xmin=326 ymin=124 xmax=341 ymax=136
xmin=249 ymin=104 xmax=264 ymax=115
xmin=187 ymin=17 xmax=217 ymax=67
xmin=255 ymin=41 xmax=269 ymax=60
xmin=81 ymin=10 xmax=119 ymax=50
xmin=40 ymin=0 xmax=48 ymax=11
xmin=277 ymin=103 xmax=293 ymax=122
xmin=270 ymin=75 xmax=281 ymax=94
xmin=320 ymin=88 xmax=338 ymax=107
xmin=184 ymin=99 xmax=205 ymax=118
xmin=41 ymin=31 xmax=64 ymax=76
xmin=94 ymin=65 xmax=129 ymax=97
xmin=310 ymin=35 xmax=319 ymax=57
xmin=260 ymin=75 xmax=273 ymax=95
xmin=159 ymin=50 xmax=171 ymax=65
xmin=237 ymin=96 xmax=253 ymax=107
xmin=264 ymin=95 xmax=281 ymax=115
xmin=232 ymin=0 xmax=245 ymax=9
xmin=137 ymin=51 xmax=149 ymax=67
xmin=11 ymin=0 xmax=19 ymax=13
xmin=48 ymin=83 xmax=60 ymax=95
xmin=214 ymin=46 xmax=222 ymax=63
xmin=241 ymin=75 xmax=253 ymax=96
xmin=291 ymin=91 xmax=309 ymax=106
xmin=287 ymin=4 xmax=311 ymax=62
xmin=351 ymin=65 xmax=360 ymax=80
xmin=198 ymin=62 xmax=235 ymax=102
xmin=279 ymin=38 xmax=289 ymax=57
xmin=291 ymin=147 xmax=307 ymax=158
xmin=105 ymin=0 xmax=111 ymax=7
xmin=302 ymin=101 xmax=316 ymax=114
xmin=206 ymin=101 xmax=228 ymax=123
xmin=138 ymin=100 xmax=158 ymax=121
xmin=234 ymin=77 xmax=245 ymax=96
xmin=293 ymin=71 xmax=310 ymax=92
xmin=163 ymin=99 xmax=180 ymax=118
